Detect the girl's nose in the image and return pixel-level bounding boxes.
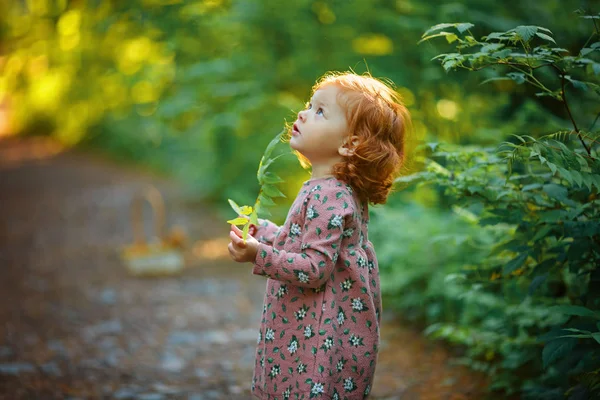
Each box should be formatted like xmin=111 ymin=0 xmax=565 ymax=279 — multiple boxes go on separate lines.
xmin=298 ymin=109 xmax=307 ymax=121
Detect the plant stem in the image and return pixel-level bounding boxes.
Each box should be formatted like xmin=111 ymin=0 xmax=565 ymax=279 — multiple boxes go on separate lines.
xmin=560 ymin=73 xmax=592 ymax=156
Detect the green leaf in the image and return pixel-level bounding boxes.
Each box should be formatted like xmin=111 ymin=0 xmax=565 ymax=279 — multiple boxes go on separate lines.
xmin=543 ymin=184 xmax=568 ymax=202
xmin=239 ymin=205 xmax=253 ymax=215
xmin=556 ymin=167 xmax=573 ymax=185
xmin=258 ymin=193 xmax=276 ymax=207
xmin=242 ymin=223 xmax=249 ymax=242
xmin=422 ymin=23 xmax=472 ymax=38
xmin=249 ymin=210 xmax=258 ymax=226
xmin=507 ymin=72 xmax=526 ymax=84
xmin=565 ymin=76 xmax=588 ymax=91
xmin=419 ymin=31 xmax=460 ymax=44
xmin=535 ymin=32 xmax=555 ymax=43
xmin=456 ymin=23 xmax=474 ymax=33
xmin=514 ymin=26 xmax=538 ymax=42
xmin=228 ymin=199 xmax=243 ymax=215
xmin=528 ymin=273 xmax=548 ymax=296
xmin=480 ymin=77 xmax=513 ymax=85
xmin=445 ymin=33 xmax=459 ymax=43
xmin=263 ymin=184 xmax=286 ymax=198
xmin=263 ymin=129 xmax=285 ymax=161
xmin=542 ymin=337 xmax=577 ymax=368
xmin=484 ymin=32 xmax=506 ymax=41
xmin=503 ymin=252 xmax=528 ymax=275
xmin=227 ymin=217 xmax=249 ymax=226
xmin=549 ymin=305 xmax=600 ymax=319
xmin=480 ymin=43 xmax=504 ymax=53
xmin=532 ymin=225 xmax=553 ymax=241
xmin=262 ymin=172 xmax=284 ymax=184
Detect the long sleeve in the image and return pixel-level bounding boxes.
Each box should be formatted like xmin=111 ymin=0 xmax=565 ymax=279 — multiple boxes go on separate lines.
xmin=255 ymin=218 xmax=280 ymax=245
xmin=252 ymin=189 xmax=353 ymax=288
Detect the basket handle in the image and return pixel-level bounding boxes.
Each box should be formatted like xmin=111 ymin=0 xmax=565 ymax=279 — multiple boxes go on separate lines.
xmin=130 ymin=185 xmax=166 ymax=246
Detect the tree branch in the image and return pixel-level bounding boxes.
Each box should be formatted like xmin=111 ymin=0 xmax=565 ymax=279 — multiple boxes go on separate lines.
xmin=560 ymin=74 xmax=592 ymax=156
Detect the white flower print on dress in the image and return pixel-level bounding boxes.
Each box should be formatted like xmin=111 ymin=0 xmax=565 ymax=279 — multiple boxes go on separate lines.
xmin=337 ymin=307 xmax=346 ymax=325
xmin=328 ymin=214 xmax=344 ymax=230
xmin=340 ymin=278 xmax=354 ymax=292
xmin=332 ymin=389 xmax=340 ymax=400
xmin=287 ymin=335 xmax=299 ymax=355
xmin=351 ymin=298 xmax=368 ymax=312
xmin=294 ymin=304 xmax=309 ymax=321
xmin=306 ymin=205 xmax=319 ymax=220
xmin=257 ymin=330 xmax=262 ymax=344
xmin=304 ymin=324 xmax=315 ymax=338
xmin=343 ymin=377 xmax=357 ymax=392
xmin=283 ymin=386 xmax=292 ymax=400
xmin=269 ymin=364 xmax=281 ymax=379
xmin=290 ymin=223 xmax=301 ymax=237
xmin=349 ymin=334 xmax=365 ymax=347
xmin=320 ymin=336 xmax=334 ymax=352
xmin=357 ymin=256 xmax=367 ymax=268
xmin=332 ymin=252 xmax=339 ymax=263
xmin=295 ymin=270 xmax=310 ymax=284
xmin=310 ymin=381 xmax=324 ymax=397
xmin=265 ymin=328 xmax=275 ymax=342
xmin=368 ymin=260 xmax=375 ymax=273
xmin=276 ymin=284 xmax=288 ymax=299
xmin=297 ymin=363 xmax=307 ymax=374
xmin=342 ymin=228 xmax=354 ymax=238
xmin=336 ymin=357 xmax=347 ymax=372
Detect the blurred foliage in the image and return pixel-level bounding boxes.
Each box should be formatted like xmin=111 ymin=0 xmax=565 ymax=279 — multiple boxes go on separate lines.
xmin=1 ymin=0 xmax=594 ymax=214
xmin=2 ymin=0 xmax=600 ymax=398
xmin=372 ymin=9 xmax=599 ymax=399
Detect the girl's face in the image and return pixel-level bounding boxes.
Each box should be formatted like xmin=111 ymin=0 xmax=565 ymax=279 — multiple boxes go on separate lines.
xmin=290 ymin=84 xmax=349 ymax=164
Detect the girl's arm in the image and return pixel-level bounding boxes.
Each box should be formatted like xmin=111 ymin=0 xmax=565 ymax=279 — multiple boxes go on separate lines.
xmin=252 ymin=190 xmax=352 ymax=288
xmin=253 ymin=218 xmax=280 ymax=245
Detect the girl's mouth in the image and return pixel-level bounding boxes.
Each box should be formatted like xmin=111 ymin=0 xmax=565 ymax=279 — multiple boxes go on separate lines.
xmin=292 ymin=123 xmax=301 ymax=136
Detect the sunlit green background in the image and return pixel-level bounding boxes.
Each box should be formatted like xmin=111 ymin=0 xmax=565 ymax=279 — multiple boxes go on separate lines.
xmin=2 ymin=0 xmax=592 ymax=211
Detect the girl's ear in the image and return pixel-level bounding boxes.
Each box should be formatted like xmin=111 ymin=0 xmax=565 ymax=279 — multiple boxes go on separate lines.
xmin=338 ymin=136 xmax=360 ymax=157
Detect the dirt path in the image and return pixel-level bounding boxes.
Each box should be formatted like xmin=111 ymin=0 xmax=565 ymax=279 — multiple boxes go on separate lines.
xmin=0 ymin=137 xmax=494 ymax=400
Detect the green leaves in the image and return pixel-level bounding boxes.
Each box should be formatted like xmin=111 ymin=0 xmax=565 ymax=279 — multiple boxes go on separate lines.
xmin=542 ymin=337 xmax=577 ymax=369
xmin=419 ymin=22 xmax=474 ymax=44
xmin=227 ymin=129 xmax=289 ymax=241
xmin=549 ymin=305 xmax=600 ymax=319
xmin=403 ymin=15 xmax=600 ymax=400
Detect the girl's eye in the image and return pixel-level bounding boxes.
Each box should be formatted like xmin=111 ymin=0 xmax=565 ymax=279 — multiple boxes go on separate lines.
xmin=316 ymin=107 xmax=324 ymax=116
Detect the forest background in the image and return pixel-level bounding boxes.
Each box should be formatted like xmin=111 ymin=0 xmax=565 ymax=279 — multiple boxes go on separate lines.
xmin=2 ymin=0 xmax=599 ymax=398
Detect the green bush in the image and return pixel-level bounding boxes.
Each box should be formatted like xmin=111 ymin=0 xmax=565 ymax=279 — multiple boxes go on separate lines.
xmin=373 ymin=10 xmax=599 ymax=398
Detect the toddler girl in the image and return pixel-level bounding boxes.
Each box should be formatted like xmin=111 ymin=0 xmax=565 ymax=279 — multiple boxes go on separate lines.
xmin=228 ymin=71 xmax=411 ymax=399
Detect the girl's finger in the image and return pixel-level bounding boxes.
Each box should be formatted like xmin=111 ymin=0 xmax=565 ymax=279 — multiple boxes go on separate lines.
xmin=229 ymin=230 xmax=247 ymax=248
xmin=227 ymin=243 xmax=237 ymax=259
xmin=231 ymin=224 xmax=243 ymax=237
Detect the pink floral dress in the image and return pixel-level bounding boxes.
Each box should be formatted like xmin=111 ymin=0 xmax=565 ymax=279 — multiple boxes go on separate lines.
xmin=251 ymin=176 xmax=381 ymax=400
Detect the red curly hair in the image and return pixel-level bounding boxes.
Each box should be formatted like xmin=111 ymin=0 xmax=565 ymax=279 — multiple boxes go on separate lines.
xmin=310 ymin=71 xmax=412 ymax=205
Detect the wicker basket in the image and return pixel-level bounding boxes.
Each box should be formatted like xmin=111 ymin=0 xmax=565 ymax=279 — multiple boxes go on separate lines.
xmin=121 ymin=186 xmax=185 ymax=276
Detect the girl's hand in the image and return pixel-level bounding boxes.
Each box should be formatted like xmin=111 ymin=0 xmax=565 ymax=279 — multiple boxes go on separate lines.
xmin=228 ymin=224 xmax=260 ymax=263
